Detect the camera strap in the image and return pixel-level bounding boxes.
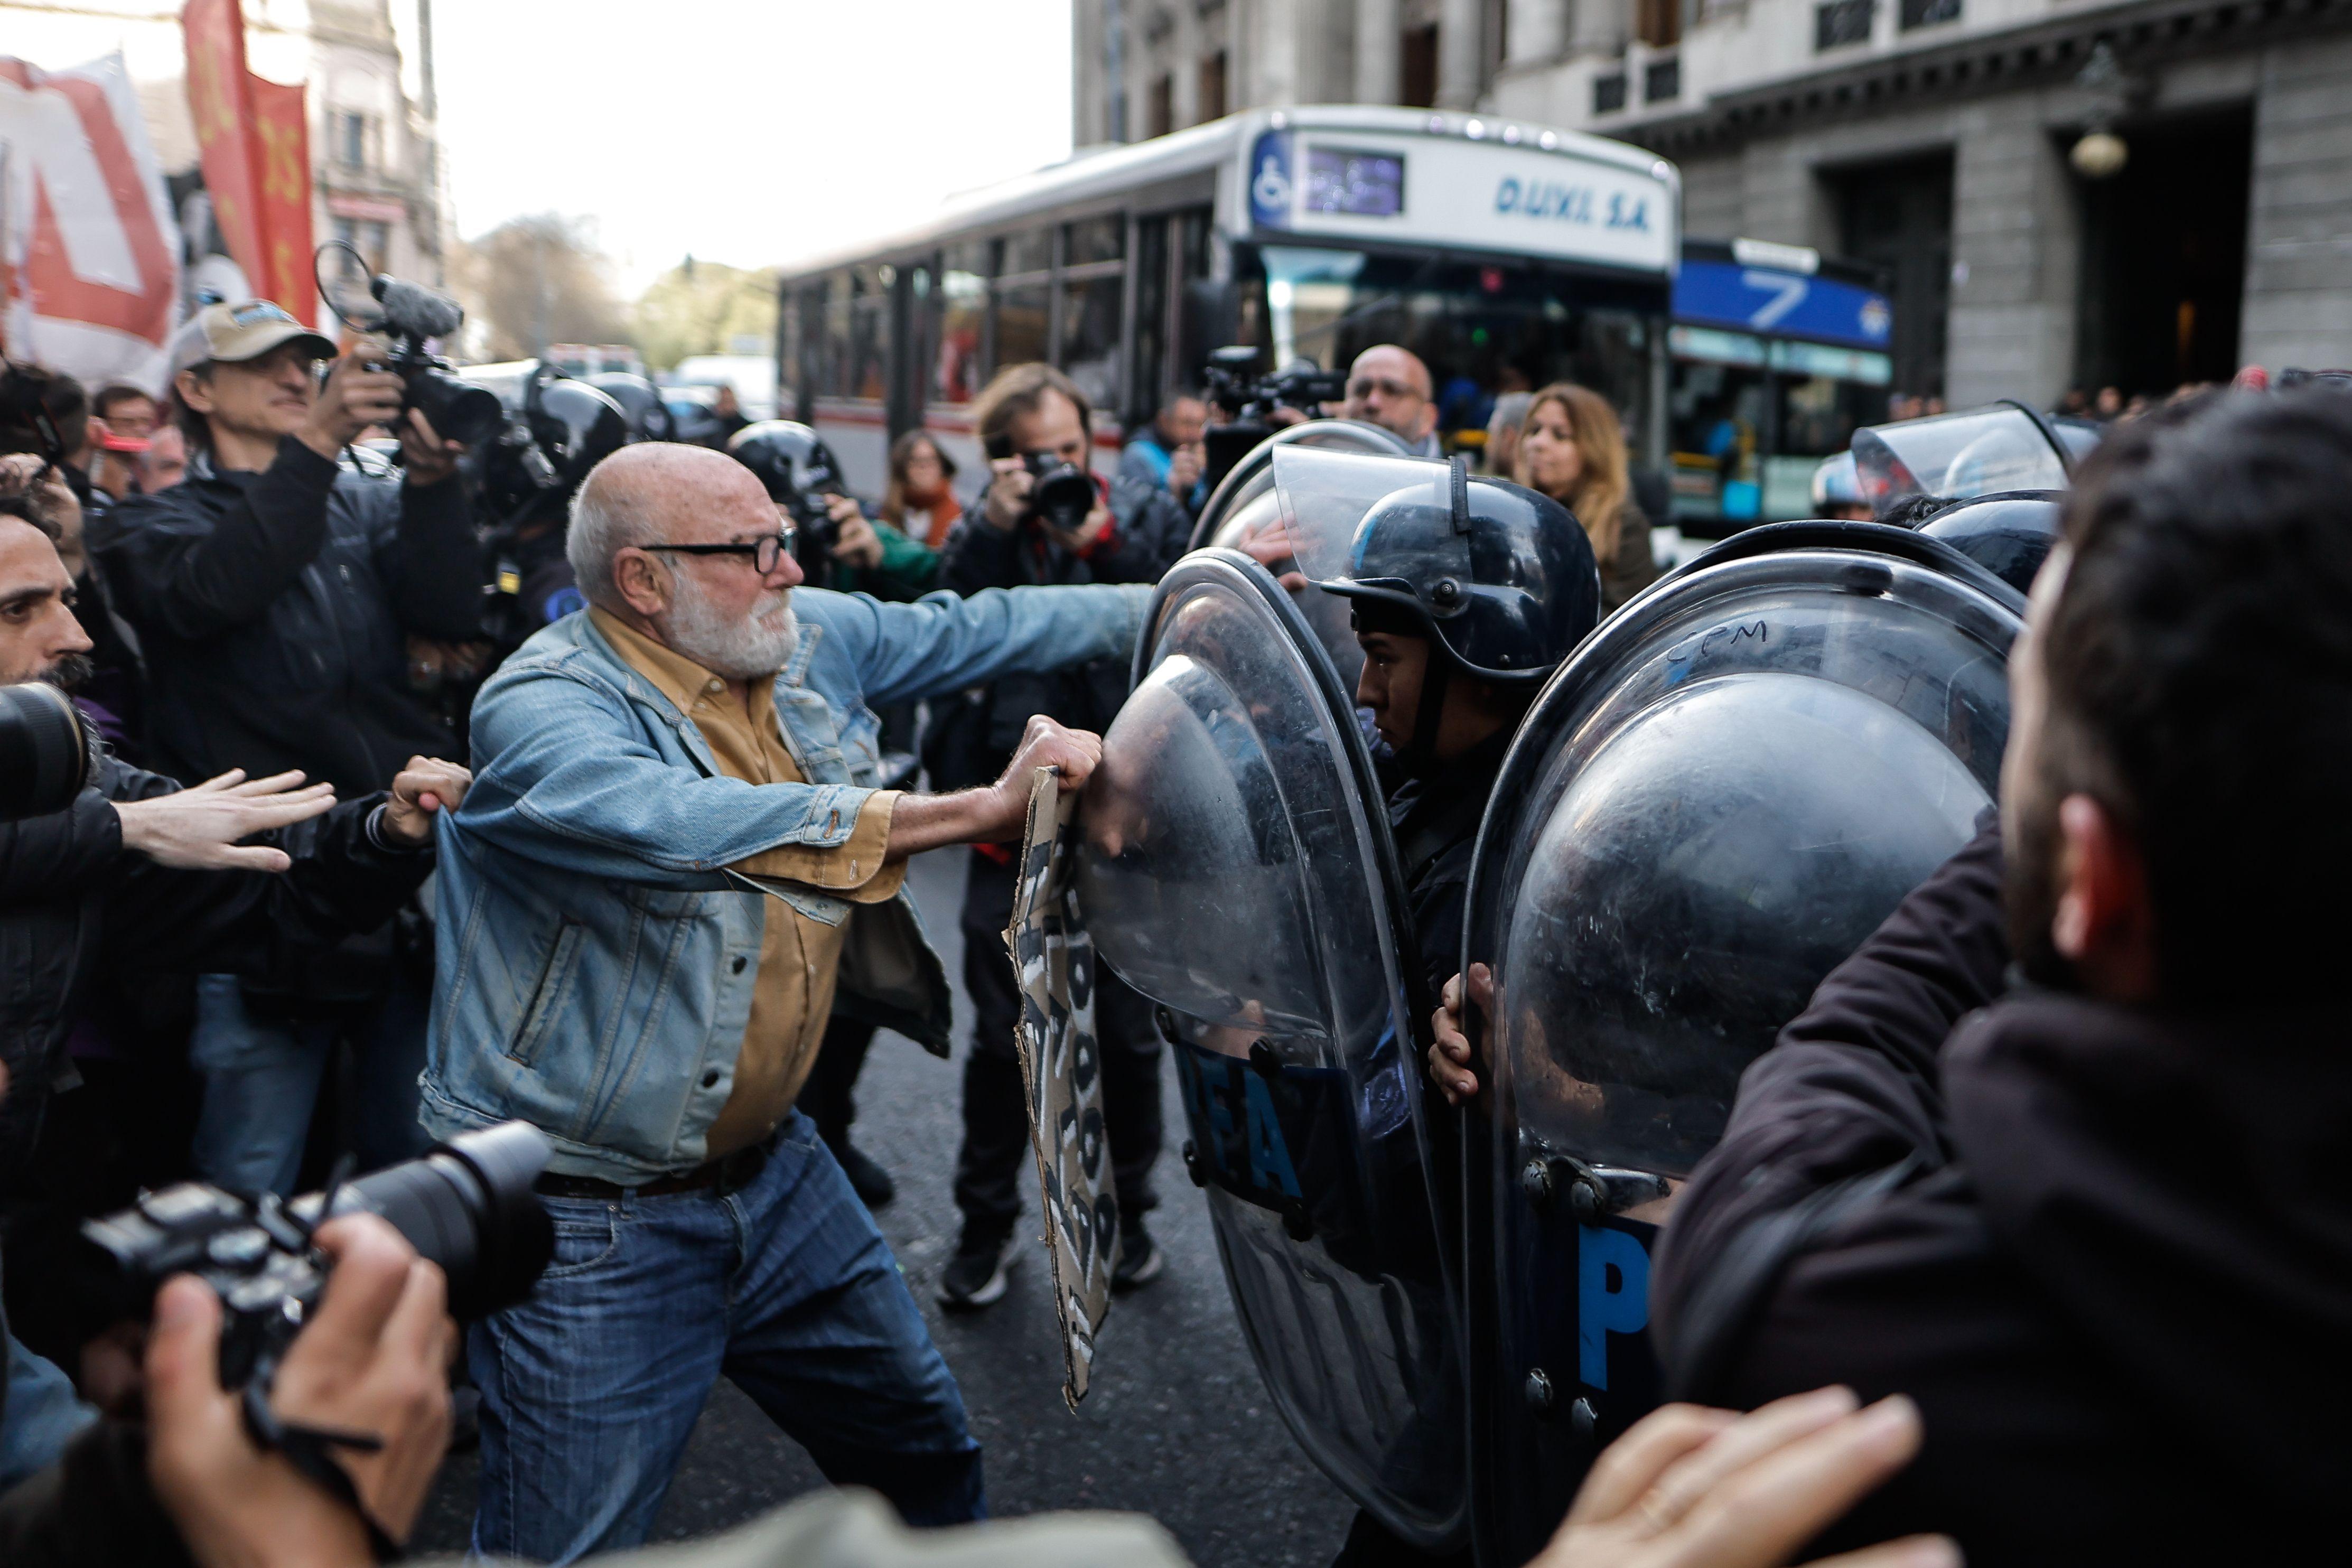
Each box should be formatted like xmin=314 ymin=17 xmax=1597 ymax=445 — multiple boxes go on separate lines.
xmin=240 ymin=1381 xmax=405 ymax=1562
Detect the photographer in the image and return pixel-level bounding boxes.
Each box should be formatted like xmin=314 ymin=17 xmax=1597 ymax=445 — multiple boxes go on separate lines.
xmin=86 ymin=301 xmax=484 ymax=1196
xmin=932 ymin=364 xmax=1189 ymax=1309
xmin=1338 ymin=344 xmax=1441 ymax=457
xmin=1116 ymin=391 xmax=1207 ymax=515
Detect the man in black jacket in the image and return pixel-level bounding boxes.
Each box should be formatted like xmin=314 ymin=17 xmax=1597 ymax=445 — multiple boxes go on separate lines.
xmin=85 ymin=300 xmax=483 ymax=1196
xmin=1626 ymin=390 xmax=2352 ymax=1562
xmin=0 ymin=494 xmax=469 ymax=1490
xmin=932 ymin=363 xmax=1190 ymax=1309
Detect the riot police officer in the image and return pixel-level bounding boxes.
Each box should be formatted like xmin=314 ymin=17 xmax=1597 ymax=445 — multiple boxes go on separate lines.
xmin=472 ymin=364 xmax=630 ymax=652
xmin=1316 ymin=461 xmax=1601 ymax=1003
xmin=1309 ymin=459 xmax=1600 ymax=1566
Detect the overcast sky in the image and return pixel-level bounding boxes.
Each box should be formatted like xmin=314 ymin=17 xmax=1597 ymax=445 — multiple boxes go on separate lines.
xmin=431 ymin=0 xmax=1076 ymax=294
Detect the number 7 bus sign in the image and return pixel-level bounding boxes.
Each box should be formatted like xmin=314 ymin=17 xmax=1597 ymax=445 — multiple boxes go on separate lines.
xmin=0 ymin=52 xmax=182 ymax=390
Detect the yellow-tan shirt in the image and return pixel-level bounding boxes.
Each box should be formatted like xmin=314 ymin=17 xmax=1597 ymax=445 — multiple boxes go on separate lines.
xmin=593 ymin=610 xmax=904 ymax=1158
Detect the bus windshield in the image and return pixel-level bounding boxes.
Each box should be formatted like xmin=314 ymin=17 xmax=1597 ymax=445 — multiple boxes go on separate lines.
xmin=1239 ymin=244 xmax=1663 ymax=453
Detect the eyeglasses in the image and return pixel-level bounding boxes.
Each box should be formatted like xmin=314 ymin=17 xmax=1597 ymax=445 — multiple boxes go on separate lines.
xmin=641 ymin=525 xmax=797 ymax=575
xmin=1347 ymin=376 xmax=1422 ymax=402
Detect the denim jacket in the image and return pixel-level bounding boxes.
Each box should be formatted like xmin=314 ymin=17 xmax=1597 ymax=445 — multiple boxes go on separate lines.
xmin=421 ymin=582 xmax=1150 ymax=1181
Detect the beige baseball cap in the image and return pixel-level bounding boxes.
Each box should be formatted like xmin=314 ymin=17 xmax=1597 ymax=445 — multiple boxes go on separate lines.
xmin=168 ymin=300 xmax=337 ymax=377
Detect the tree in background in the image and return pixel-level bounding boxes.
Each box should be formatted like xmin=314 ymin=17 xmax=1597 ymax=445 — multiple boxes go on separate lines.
xmin=452 ymin=213 xmax=632 ymax=362
xmin=634 ymin=257 xmax=779 ymax=374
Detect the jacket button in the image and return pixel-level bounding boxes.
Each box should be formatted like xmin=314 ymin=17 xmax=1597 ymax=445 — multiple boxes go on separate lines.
xmin=701 ymin=1069 xmax=721 ymax=1088
xmin=731 ymin=956 xmax=748 ymax=974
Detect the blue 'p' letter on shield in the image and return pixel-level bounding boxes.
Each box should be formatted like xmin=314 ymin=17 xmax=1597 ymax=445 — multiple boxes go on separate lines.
xmin=1578 ymin=1225 xmax=1651 ymax=1390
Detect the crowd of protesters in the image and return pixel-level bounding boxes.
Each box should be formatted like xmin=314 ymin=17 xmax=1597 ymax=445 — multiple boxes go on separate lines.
xmin=2 ymin=294 xmax=2348 ymax=1568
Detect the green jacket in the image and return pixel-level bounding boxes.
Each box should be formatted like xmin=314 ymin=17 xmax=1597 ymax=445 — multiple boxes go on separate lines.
xmin=829 ymin=519 xmax=939 ymax=601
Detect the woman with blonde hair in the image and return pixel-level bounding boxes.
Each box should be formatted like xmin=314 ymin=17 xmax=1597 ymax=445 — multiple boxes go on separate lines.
xmin=1515 ymin=381 xmax=1660 ymax=614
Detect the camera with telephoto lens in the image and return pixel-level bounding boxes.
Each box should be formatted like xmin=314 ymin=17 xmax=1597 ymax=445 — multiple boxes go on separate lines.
xmin=0 ymin=681 xmax=99 ymax=823
xmin=82 ymin=1121 xmax=554 ymax=1392
xmin=1021 ymin=451 xmax=1098 ymax=535
xmin=1199 ymin=344 xmax=1350 ymax=495
xmin=313 ymin=243 xmax=504 ymax=450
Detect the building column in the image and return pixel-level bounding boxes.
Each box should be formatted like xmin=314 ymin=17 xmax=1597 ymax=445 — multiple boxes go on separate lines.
xmin=1355 ymin=0 xmax=1400 ymax=103
xmin=1438 ymin=0 xmax=1483 ymax=107
xmin=2241 ymin=32 xmax=2352 ymax=372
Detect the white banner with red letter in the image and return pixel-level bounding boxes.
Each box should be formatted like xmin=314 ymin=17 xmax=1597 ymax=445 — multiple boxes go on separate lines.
xmin=0 ymin=52 xmax=182 ymax=393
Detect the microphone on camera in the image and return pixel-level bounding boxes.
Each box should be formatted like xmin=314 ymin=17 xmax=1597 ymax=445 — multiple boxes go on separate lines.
xmin=372 ymin=275 xmax=465 ymax=342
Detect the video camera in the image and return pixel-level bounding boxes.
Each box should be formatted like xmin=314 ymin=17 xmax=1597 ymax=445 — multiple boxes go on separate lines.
xmin=83 ymin=1121 xmax=553 ymax=1393
xmin=314 ymin=243 xmax=504 ymax=450
xmin=1199 ymin=345 xmax=1348 ymax=496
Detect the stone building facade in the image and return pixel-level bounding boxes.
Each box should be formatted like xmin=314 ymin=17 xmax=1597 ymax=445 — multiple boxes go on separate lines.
xmin=1076 ymin=0 xmax=2352 ymax=403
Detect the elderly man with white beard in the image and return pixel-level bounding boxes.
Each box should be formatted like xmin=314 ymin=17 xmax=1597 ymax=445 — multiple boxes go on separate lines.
xmin=421 ymin=443 xmax=1131 ymax=1563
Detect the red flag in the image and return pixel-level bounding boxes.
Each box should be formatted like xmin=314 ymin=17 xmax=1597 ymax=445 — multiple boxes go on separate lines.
xmin=182 ymin=0 xmax=313 ymax=324
xmin=248 ymin=77 xmax=314 ymax=318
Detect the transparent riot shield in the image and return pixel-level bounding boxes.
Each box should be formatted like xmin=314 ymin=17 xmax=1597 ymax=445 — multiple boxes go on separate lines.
xmin=1190 ymin=418 xmax=1414 ymax=551
xmin=1076 ymin=548 xmax=1467 ymax=1550
xmin=1189 ymin=422 xmax=1418 ymax=692
xmin=1460 ymin=522 xmax=2025 ymax=1567
xmin=1850 ymin=401 xmax=2074 ymax=519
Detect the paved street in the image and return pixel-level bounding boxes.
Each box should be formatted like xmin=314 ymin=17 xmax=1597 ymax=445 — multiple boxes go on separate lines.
xmin=413 ymin=847 xmax=1356 ymax=1564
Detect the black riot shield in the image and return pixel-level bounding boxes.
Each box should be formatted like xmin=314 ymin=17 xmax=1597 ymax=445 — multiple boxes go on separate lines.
xmin=1075 ymin=547 xmax=1467 ymax=1550
xmin=1460 ymin=522 xmax=2026 ymax=1567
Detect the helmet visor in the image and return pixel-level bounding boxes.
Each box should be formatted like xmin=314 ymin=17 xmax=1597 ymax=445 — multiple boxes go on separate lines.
xmin=1268 ymin=446 xmax=1450 ymax=587
xmin=1851 ymin=405 xmax=2068 ymax=519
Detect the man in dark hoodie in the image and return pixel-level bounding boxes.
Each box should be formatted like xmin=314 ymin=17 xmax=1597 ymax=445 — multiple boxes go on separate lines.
xmin=1614 ymin=388 xmax=2352 ymax=1563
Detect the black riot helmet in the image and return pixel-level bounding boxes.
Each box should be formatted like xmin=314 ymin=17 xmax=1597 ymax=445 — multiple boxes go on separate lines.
xmin=1914 ymin=489 xmax=2062 ymax=595
xmin=727 ymin=420 xmax=846 ymax=528
xmin=586 ymin=372 xmax=676 ymax=442
xmin=1286 ymin=449 xmax=1600 ymax=676
xmin=462 ymin=361 xmax=629 ymax=523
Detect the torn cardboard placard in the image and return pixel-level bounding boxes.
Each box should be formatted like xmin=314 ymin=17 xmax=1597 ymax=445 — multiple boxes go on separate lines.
xmin=1004 ymin=766 xmax=1117 ymax=1408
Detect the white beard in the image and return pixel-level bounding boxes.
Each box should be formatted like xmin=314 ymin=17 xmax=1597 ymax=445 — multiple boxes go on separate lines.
xmin=658 ymin=571 xmax=799 ymax=680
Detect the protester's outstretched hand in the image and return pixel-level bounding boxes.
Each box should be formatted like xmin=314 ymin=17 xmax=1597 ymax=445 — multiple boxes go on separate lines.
xmin=115 ymin=769 xmax=337 ymax=872
xmin=380 ymin=755 xmax=472 ymax=847
xmin=1528 ymin=1388 xmax=1957 ymax=1568
xmin=1429 ymin=963 xmax=1491 ymax=1104
xmin=145 ymin=1214 xmax=458 ymax=1568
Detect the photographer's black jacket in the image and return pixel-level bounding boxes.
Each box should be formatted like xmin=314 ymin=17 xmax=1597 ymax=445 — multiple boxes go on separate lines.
xmin=930 ymin=471 xmax=1189 ymax=789
xmin=0 ymin=757 xmax=433 ymax=1184
xmin=86 ymin=437 xmax=482 ymax=795
xmin=1650 ymin=818 xmax=2352 ymax=1562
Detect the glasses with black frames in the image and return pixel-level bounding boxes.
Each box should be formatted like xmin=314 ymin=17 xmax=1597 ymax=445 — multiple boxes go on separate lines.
xmin=640 ymin=524 xmax=797 ymax=575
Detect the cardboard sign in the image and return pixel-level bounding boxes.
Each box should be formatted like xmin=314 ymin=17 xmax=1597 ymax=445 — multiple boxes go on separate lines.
xmin=1004 ymin=766 xmax=1117 ymax=1408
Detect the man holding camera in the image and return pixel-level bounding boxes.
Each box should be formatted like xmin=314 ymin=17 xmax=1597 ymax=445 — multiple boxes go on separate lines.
xmin=931 ymin=364 xmax=1189 ymax=1309
xmin=86 ymin=301 xmax=485 ymax=1197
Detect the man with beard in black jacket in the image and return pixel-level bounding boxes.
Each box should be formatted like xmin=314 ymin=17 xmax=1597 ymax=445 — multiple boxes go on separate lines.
xmin=0 ymin=493 xmax=469 ymax=1491
xmin=931 ymin=363 xmax=1190 ymax=1309
xmin=85 ymin=301 xmax=482 ymax=1197
xmin=1624 ymin=389 xmax=2352 ymax=1562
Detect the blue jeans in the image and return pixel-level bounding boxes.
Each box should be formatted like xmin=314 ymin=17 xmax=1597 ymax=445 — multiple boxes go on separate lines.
xmin=1 ymin=1331 xmax=95 ymax=1491
xmin=189 ymin=972 xmax=432 ymax=1196
xmin=468 ymin=1110 xmax=984 ymax=1563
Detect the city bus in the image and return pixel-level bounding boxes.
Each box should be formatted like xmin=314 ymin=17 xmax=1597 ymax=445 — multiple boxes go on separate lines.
xmin=768 ymin=106 xmax=1681 ymax=494
xmin=1666 ymin=237 xmax=1896 ymax=533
